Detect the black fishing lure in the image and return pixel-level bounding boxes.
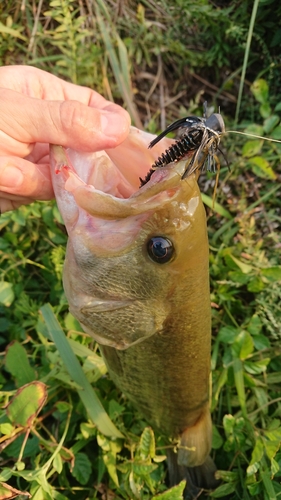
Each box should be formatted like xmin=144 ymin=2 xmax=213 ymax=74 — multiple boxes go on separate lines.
xmin=140 ymin=109 xmax=225 ymax=187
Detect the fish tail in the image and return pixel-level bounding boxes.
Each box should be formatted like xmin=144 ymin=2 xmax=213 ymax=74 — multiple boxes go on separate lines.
xmin=167 ymin=450 xmax=219 ymax=499
xmin=178 ymin=407 xmax=212 ymax=467
xmin=166 ymin=407 xmax=218 ymax=498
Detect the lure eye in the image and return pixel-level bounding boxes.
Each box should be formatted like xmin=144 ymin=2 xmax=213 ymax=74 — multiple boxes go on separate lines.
xmin=147 ymin=236 xmax=174 ymax=264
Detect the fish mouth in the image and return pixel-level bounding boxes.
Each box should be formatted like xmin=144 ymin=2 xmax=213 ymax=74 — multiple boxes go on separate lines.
xmin=49 ymin=126 xmax=198 ymax=227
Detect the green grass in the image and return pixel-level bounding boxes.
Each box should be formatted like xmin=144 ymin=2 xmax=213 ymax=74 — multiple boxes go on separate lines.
xmin=1 ymin=1 xmax=281 ymax=499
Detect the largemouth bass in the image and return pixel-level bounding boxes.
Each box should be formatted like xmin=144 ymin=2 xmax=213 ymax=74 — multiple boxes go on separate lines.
xmin=50 ymin=124 xmax=221 ymax=498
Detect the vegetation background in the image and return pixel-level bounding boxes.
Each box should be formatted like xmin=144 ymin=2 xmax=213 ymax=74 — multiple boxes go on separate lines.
xmin=0 ymin=0 xmax=281 ymax=499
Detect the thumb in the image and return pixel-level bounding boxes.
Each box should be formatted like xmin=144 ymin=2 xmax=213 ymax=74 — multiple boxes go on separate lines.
xmin=0 ymin=89 xmax=131 ymax=152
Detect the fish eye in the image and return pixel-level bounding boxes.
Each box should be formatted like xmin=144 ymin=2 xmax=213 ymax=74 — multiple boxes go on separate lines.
xmin=147 ymin=236 xmax=174 ymax=264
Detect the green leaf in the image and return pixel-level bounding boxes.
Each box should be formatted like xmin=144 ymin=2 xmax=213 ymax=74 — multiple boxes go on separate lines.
xmin=53 ymin=454 xmax=63 ymax=474
xmin=247 ymin=481 xmax=262 ymax=496
xmin=30 ymin=484 xmax=52 ymax=500
xmin=71 ymin=453 xmax=92 ymax=485
xmin=138 ymin=427 xmax=155 ymax=459
xmin=251 ymin=79 xmax=269 ymax=104
xmin=0 ymin=282 xmax=14 ymax=307
xmin=248 ymin=156 xmax=276 ymax=180
xmin=244 ymin=124 xmax=264 ymax=136
xmin=218 ymin=326 xmax=238 ymax=344
xmin=103 ymin=453 xmax=119 ymax=486
xmin=212 ymin=425 xmax=223 ymax=449
xmin=242 ymin=140 xmax=263 ymax=158
xmin=212 ymin=368 xmax=228 ymax=407
xmin=274 ymin=102 xmax=281 ymax=112
xmin=267 ymin=420 xmax=280 ymax=431
xmin=271 ymin=458 xmax=279 ymax=476
xmin=263 ymin=115 xmax=280 ymax=134
xmin=254 ymin=387 xmax=268 ymax=415
xmin=52 ymin=492 xmax=69 ymax=500
xmin=0 ymin=22 xmax=27 ymax=41
xmin=228 ymin=270 xmax=250 ymax=285
xmin=264 ymin=440 xmax=280 ymax=461
xmin=151 ymin=480 xmax=186 ymax=499
xmin=261 ymin=267 xmax=281 ymax=282
xmin=83 ymin=355 xmax=108 ymax=383
xmin=215 ymin=470 xmax=239 ymax=482
xmin=243 ymin=372 xmax=258 ymax=388
xmin=223 ymin=414 xmax=235 ymax=436
xmin=248 ymin=437 xmax=264 ymax=469
xmin=6 ymin=381 xmax=47 ymax=427
xmin=97 ymin=434 xmax=123 ymax=454
xmin=232 ymin=331 xmax=254 ymax=360
xmin=0 ymin=469 xmax=12 ymax=483
xmin=55 ymin=402 xmax=70 ymax=413
xmin=62 ymin=339 xmax=93 ymax=359
xmin=264 ymin=429 xmax=281 ymax=441
xmin=5 ymin=341 xmax=36 ymax=387
xmin=270 ymin=124 xmax=281 ymax=140
xmin=64 ymin=313 xmax=82 ymax=331
xmin=244 ymin=358 xmax=270 ymax=374
xmin=247 ymin=462 xmax=260 ymax=475
xmin=97 ymin=434 xmax=122 ymax=486
xmin=261 ymin=470 xmax=277 ymax=499
xmin=247 ymin=315 xmax=262 ymax=335
xmin=210 ymin=482 xmax=237 ymax=497
xmin=132 ymin=462 xmax=158 ymax=476
xmin=69 ymin=339 xmax=107 ymax=383
xmin=247 ymin=276 xmax=265 ymax=293
xmin=40 ymin=304 xmax=123 ymax=439
xmin=0 ymin=423 xmax=13 ymax=435
xmin=260 ymin=102 xmax=272 ymax=119
xmin=267 ymin=372 xmax=281 ymax=384
xmin=226 ymin=254 xmax=253 ymax=274
xmin=233 ymin=358 xmax=246 ymax=416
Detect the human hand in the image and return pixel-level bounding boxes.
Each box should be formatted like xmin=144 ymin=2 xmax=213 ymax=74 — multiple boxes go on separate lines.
xmin=0 ymin=65 xmax=131 ymax=212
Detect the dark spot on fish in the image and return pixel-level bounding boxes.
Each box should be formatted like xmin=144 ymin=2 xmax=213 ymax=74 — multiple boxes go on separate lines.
xmin=147 ymin=236 xmax=174 ymax=264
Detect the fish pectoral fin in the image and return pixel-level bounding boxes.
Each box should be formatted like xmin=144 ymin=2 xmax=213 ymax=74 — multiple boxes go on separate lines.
xmin=80 ymin=298 xmax=133 ymax=312
xmin=177 ymin=406 xmax=212 ymax=467
xmin=75 ymin=299 xmax=169 ymax=350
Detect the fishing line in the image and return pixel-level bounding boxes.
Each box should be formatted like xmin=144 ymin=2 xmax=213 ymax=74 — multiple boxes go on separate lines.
xmin=226 ymin=131 xmax=281 ymax=143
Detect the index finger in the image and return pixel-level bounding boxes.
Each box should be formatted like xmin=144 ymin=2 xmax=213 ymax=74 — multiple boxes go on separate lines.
xmin=0 ymin=89 xmax=130 ymax=153
xmin=0 ymin=65 xmax=112 ymax=107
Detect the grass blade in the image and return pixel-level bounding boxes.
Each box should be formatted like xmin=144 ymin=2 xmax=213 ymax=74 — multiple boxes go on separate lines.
xmin=201 ymin=193 xmax=232 ymax=219
xmin=40 ymin=303 xmax=123 ymax=439
xmin=233 ymin=357 xmax=247 ymax=418
xmin=261 ymin=470 xmax=277 ymax=500
xmin=95 ymin=0 xmax=142 ymax=128
xmin=245 ymin=184 xmax=280 ymax=212
xmin=235 ymin=0 xmax=260 ymax=124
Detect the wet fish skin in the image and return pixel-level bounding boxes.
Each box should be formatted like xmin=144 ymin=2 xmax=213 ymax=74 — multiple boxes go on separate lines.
xmin=50 ymin=127 xmax=216 ymax=496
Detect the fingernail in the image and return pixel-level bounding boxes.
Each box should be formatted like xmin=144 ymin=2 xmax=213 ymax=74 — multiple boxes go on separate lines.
xmin=100 ymin=112 xmax=128 ymax=137
xmin=0 ymin=166 xmax=24 ymax=188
